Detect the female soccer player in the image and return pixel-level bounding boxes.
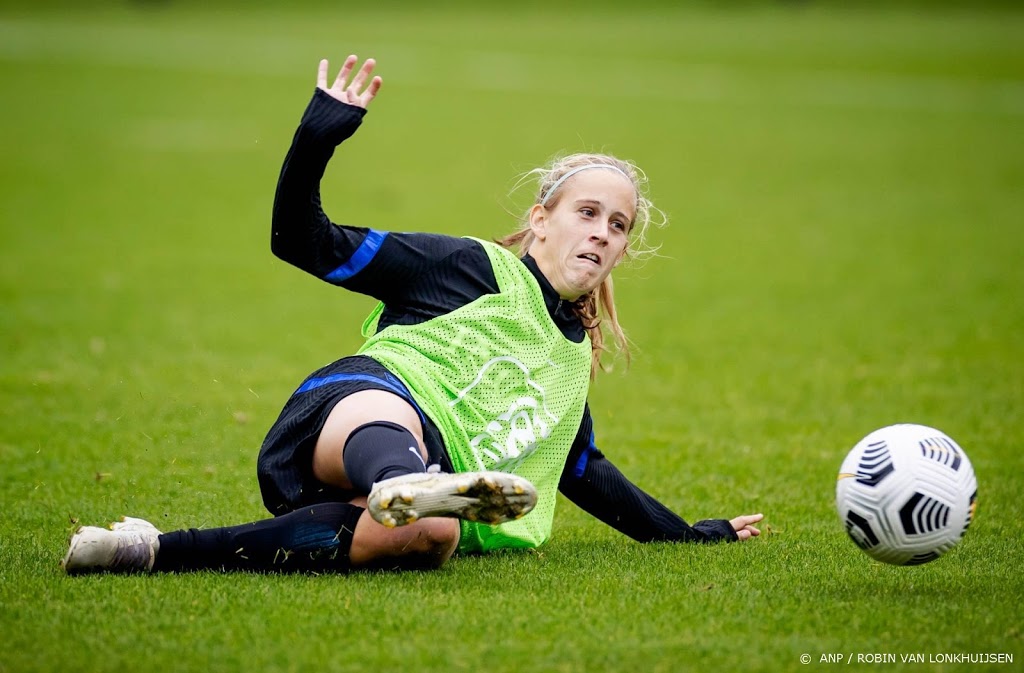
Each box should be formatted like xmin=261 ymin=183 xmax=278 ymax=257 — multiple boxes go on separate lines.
xmin=63 ymin=56 xmax=763 ymax=575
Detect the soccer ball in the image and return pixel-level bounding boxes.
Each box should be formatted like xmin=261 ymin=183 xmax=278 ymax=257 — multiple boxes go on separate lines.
xmin=835 ymin=424 xmax=978 ymax=565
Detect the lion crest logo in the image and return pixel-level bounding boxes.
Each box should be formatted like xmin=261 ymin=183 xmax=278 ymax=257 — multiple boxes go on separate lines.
xmin=450 ymin=356 xmax=560 ymax=472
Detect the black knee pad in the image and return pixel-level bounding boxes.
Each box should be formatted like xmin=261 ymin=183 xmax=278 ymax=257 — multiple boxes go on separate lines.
xmin=342 ymin=421 xmax=425 ymax=493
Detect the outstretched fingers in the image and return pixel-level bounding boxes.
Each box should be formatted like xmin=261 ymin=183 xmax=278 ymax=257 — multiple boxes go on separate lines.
xmin=317 ymin=59 xmax=329 ymax=90
xmin=332 ymin=54 xmax=358 ymax=91
xmin=730 ymin=513 xmax=764 ymax=542
xmin=348 ymin=58 xmax=374 ymax=93
xmin=735 ymin=526 xmax=758 ymax=541
xmin=315 ymin=55 xmax=382 ymax=110
xmin=361 ymin=75 xmax=383 ymax=106
xmin=346 ymin=59 xmax=381 ymax=107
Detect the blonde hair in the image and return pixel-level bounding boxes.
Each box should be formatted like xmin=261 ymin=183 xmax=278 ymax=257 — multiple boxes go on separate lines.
xmin=497 ymin=152 xmax=667 ymax=379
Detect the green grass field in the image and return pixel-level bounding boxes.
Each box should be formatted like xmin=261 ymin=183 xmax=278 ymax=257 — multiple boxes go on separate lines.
xmin=1 ymin=3 xmax=1022 ymax=672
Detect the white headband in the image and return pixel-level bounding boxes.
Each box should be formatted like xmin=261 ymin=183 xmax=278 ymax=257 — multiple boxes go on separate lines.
xmin=540 ymin=164 xmax=629 ymax=206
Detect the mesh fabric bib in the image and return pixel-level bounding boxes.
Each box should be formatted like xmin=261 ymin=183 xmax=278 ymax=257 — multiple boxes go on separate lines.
xmin=357 ymin=239 xmax=591 ymax=552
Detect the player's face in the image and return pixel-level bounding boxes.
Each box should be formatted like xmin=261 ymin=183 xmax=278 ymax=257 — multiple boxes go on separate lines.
xmin=528 ymin=169 xmax=635 ymax=300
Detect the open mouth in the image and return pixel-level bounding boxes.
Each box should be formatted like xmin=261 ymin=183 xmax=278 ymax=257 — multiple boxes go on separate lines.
xmin=577 ymin=253 xmax=601 ymax=265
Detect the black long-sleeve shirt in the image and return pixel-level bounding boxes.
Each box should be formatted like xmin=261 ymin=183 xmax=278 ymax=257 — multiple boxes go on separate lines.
xmin=272 ymin=89 xmax=736 ymax=543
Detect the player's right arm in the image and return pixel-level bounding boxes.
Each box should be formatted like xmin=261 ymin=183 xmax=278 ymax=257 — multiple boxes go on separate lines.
xmin=271 ymin=56 xmax=467 ymax=304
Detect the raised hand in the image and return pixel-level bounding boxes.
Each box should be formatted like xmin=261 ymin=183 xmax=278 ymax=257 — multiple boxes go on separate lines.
xmin=730 ymin=513 xmax=764 ymax=541
xmin=317 ymin=55 xmax=383 ymax=109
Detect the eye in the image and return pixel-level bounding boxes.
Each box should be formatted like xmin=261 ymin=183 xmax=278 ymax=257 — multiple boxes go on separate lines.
xmin=611 ymin=220 xmax=626 ymax=232
xmin=579 ymin=207 xmax=595 ymax=218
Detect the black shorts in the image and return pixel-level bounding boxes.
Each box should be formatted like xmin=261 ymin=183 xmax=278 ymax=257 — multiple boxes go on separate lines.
xmin=257 ymin=355 xmax=452 ymax=515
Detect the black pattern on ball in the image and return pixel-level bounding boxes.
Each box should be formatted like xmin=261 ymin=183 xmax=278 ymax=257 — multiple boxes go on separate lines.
xmin=845 ymin=511 xmax=879 ymax=550
xmin=855 ymin=441 xmax=895 ymax=487
xmin=899 ymin=492 xmax=951 ymax=536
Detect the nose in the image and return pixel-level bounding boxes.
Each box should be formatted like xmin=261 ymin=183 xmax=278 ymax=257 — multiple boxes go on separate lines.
xmin=588 ymin=219 xmax=611 ymax=244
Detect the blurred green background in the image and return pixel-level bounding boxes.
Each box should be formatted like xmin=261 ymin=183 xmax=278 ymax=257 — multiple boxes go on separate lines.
xmin=1 ymin=2 xmax=1022 ymax=672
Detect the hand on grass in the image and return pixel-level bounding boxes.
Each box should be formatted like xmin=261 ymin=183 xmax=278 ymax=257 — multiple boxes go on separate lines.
xmin=317 ymin=55 xmax=382 ymax=109
xmin=730 ymin=513 xmax=764 ymax=541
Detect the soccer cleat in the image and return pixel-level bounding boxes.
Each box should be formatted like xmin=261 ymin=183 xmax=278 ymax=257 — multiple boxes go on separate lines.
xmin=61 ymin=517 xmax=162 ymax=574
xmin=367 ymin=470 xmax=537 ymax=528
xmin=110 ymin=516 xmax=161 ymax=535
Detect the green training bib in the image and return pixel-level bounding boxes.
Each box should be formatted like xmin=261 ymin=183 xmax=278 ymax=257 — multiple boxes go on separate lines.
xmin=357 ymin=239 xmax=591 ymax=553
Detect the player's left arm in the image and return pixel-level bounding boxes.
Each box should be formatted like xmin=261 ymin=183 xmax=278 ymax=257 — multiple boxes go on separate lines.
xmin=558 ymin=407 xmax=763 ymax=543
